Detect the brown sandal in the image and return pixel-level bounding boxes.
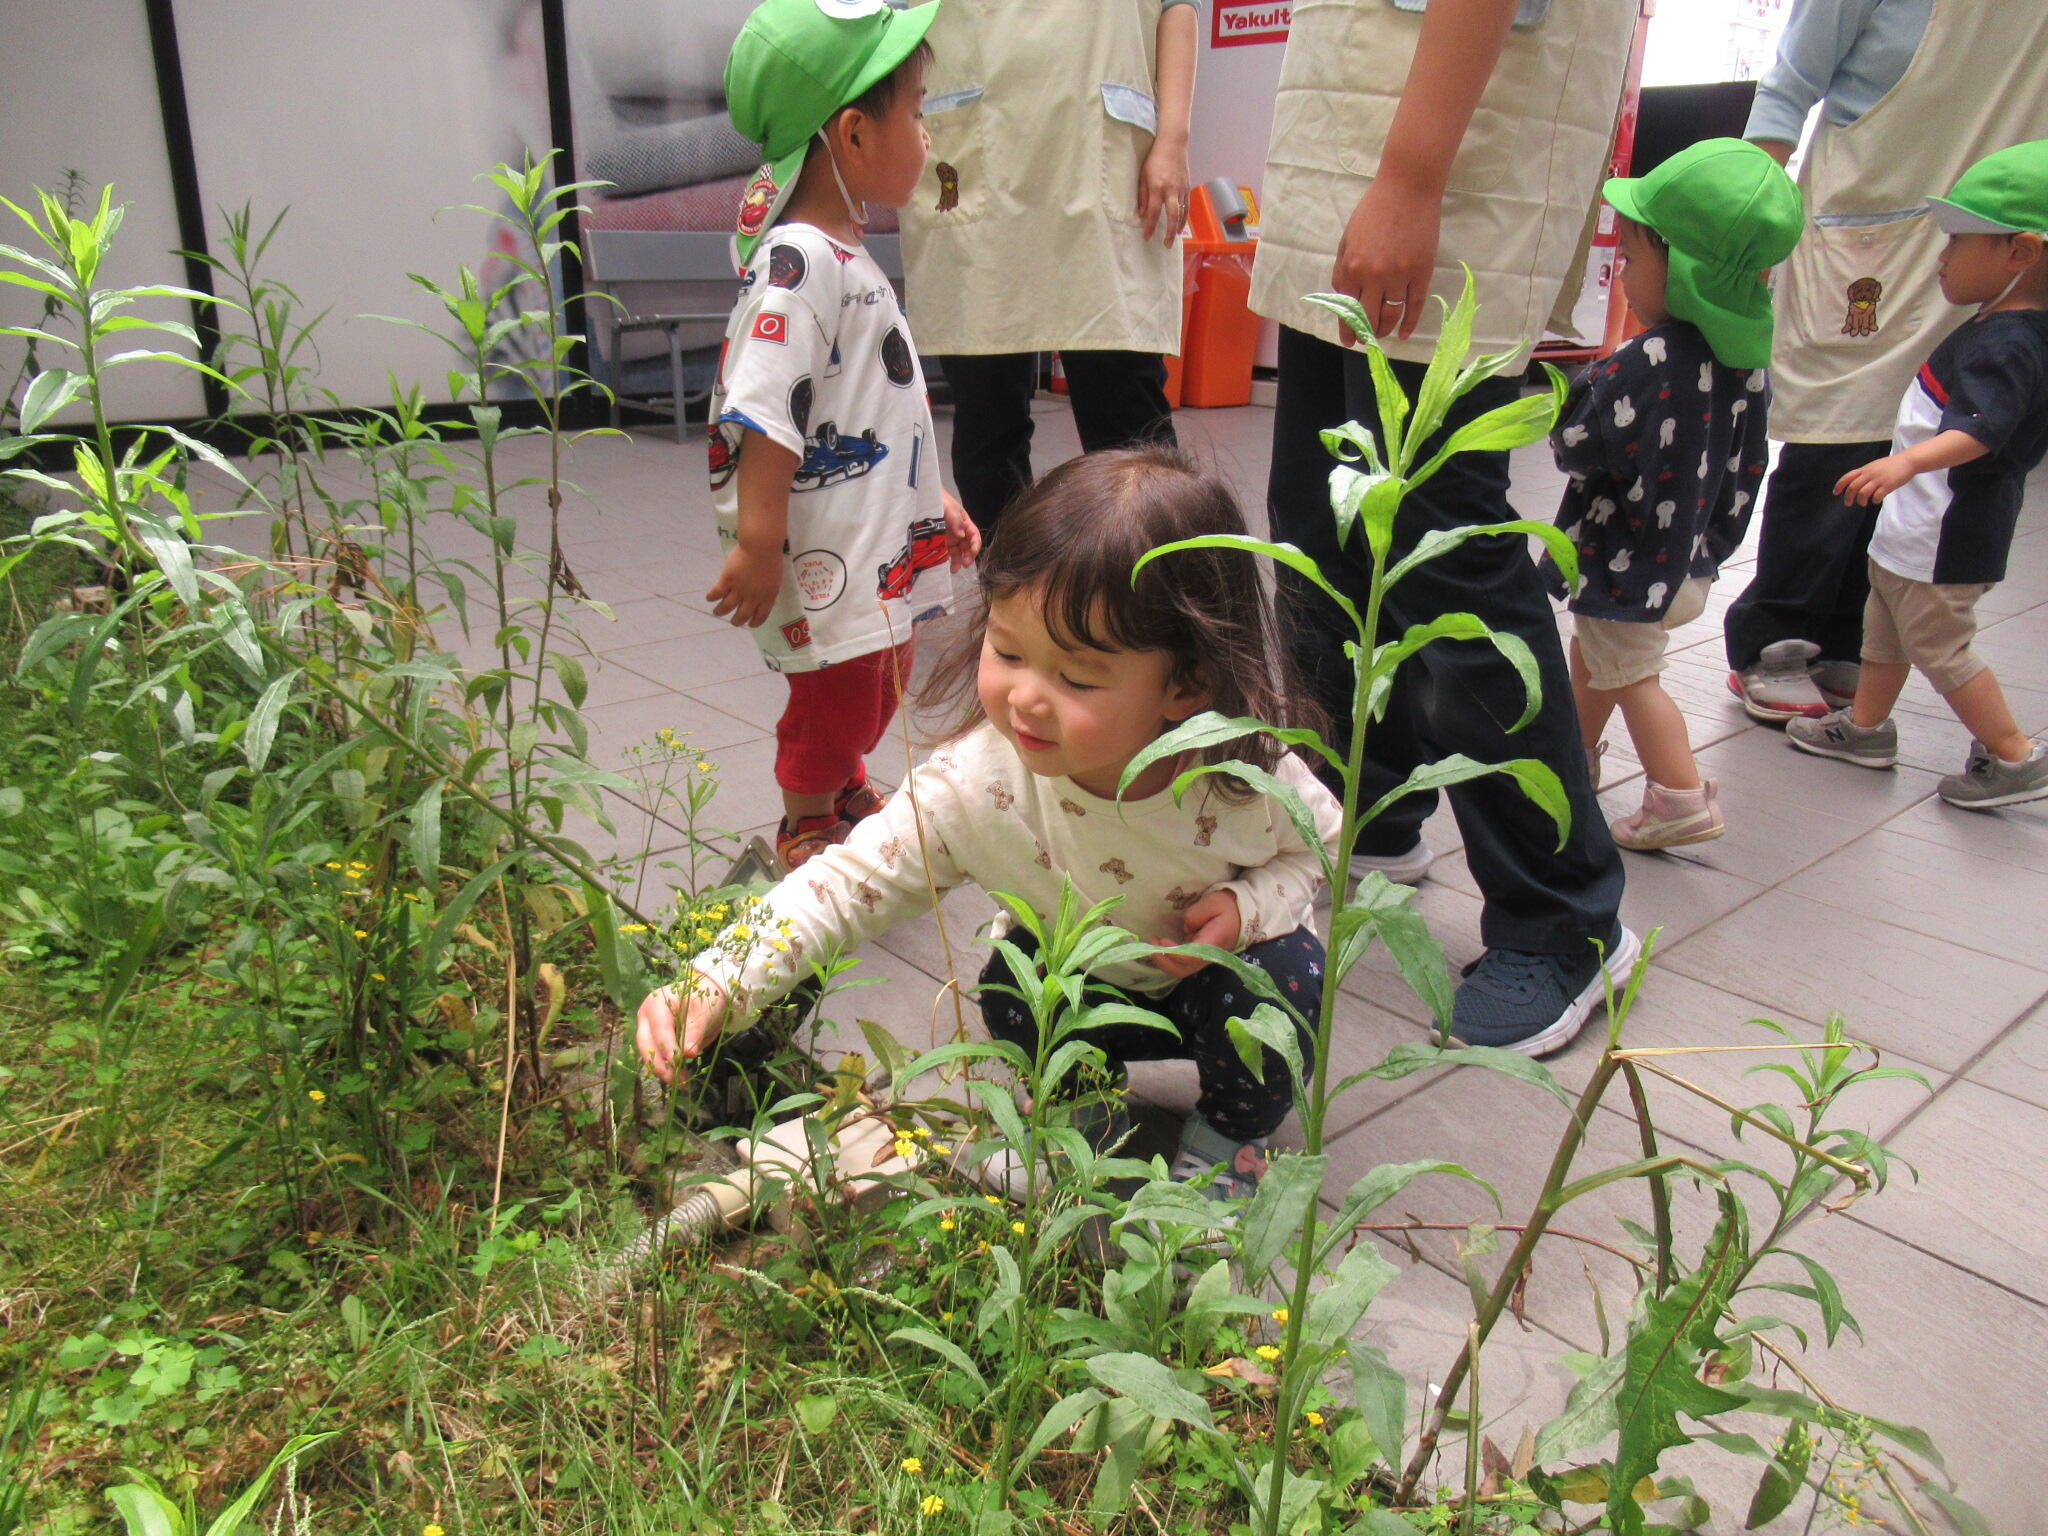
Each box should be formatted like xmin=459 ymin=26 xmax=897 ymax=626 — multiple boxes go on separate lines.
xmin=777 ymin=814 xmax=849 ymax=872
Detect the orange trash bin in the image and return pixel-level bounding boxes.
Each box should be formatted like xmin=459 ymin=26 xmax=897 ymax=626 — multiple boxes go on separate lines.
xmin=1177 ymin=179 xmax=1261 ymax=408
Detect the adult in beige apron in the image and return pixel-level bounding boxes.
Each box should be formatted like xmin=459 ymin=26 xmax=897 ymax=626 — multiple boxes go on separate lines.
xmin=1257 ymin=0 xmax=1636 ymax=1044
xmin=899 ymin=0 xmax=1195 ymax=531
xmin=1724 ymin=0 xmax=2048 ymax=693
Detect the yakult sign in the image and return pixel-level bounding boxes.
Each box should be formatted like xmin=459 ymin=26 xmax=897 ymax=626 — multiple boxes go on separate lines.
xmin=1212 ymin=1 xmax=1290 ymax=48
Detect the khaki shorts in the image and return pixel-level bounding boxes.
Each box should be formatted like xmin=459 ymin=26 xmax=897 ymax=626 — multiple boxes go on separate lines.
xmin=1573 ymin=575 xmax=1713 ymax=692
xmin=1862 ymin=559 xmax=1991 ymax=695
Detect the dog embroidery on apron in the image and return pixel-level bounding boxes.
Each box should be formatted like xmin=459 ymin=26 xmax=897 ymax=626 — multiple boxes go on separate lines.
xmin=1842 ymin=276 xmax=1883 ymax=337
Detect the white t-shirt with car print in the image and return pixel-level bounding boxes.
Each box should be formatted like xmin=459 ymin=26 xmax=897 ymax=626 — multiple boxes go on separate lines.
xmin=709 ymin=223 xmax=953 ymax=671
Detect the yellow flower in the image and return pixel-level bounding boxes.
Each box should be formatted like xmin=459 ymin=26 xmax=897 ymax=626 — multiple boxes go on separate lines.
xmin=1010 ymin=1221 xmax=1027 ymax=1236
xmin=1304 ymin=1410 xmax=1325 ymax=1428
xmin=403 ymin=892 xmax=421 ymax=902
xmin=732 ymin=923 xmax=752 ymax=940
xmin=324 ymin=861 xmax=343 ymax=870
xmin=975 ymin=1241 xmax=989 ymax=1255
xmin=371 ymin=973 xmax=386 ymax=982
xmin=938 ymin=1218 xmax=956 ymax=1232
xmin=772 ymin=939 xmax=790 ymax=953
xmin=1270 ymin=1308 xmax=1289 ymax=1324
xmin=353 ymin=928 xmax=368 ymax=939
xmin=894 ymin=1136 xmax=918 ymax=1160
xmin=425 ymin=1524 xmax=447 ymax=1536
xmin=1254 ymin=1345 xmax=1282 ymax=1362
xmin=982 ymin=1195 xmax=1001 ymax=1206
xmin=620 ymin=923 xmax=649 ymax=934
xmin=900 ymin=1456 xmax=923 ymax=1474
xmin=696 ymin=927 xmax=713 ymax=942
xmin=697 ymin=760 xmax=713 ymax=771
xmin=940 ymin=1311 xmax=954 ymax=1323
xmin=931 ymin=1142 xmax=952 ymax=1155
xmin=307 ymin=1089 xmax=326 ymax=1103
xmin=920 ymin=1495 xmax=945 ymax=1516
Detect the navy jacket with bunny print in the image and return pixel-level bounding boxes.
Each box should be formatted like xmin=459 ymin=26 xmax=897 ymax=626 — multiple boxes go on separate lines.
xmin=1545 ymin=321 xmax=1771 ymax=622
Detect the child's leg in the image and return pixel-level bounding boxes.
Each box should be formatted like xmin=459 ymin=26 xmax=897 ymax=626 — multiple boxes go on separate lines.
xmin=1612 ymin=677 xmax=1701 ymax=790
xmin=773 ymin=671 xmax=848 ymax=824
xmin=1161 ymin=929 xmax=1324 ymax=1143
xmin=840 ymin=638 xmax=916 ymax=820
xmin=1568 ymin=636 xmax=1617 ymax=750
xmin=1851 ymin=661 xmax=1910 ymax=728
xmin=1943 ymin=667 xmax=2032 ymax=762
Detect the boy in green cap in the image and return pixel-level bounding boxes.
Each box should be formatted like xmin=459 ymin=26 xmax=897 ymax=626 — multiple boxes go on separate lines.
xmin=708 ymin=0 xmax=980 ymax=871
xmin=1549 ymin=137 xmax=1803 ymax=851
xmin=1787 ymin=140 xmax=2048 ymax=810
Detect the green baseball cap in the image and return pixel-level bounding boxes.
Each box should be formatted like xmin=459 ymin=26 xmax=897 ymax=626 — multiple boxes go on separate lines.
xmin=725 ymin=0 xmax=940 ymax=265
xmin=1926 ymin=140 xmax=2048 ymax=235
xmin=1603 ymin=137 xmax=1805 ymax=371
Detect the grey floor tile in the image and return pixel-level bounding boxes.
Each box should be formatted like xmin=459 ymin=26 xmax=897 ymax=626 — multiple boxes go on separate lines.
xmin=1967 ymin=999 xmax=2048 ymax=1113
xmin=1781 ymin=828 xmax=2048 ymax=965
xmin=1696 ymin=726 xmax=1944 ymax=829
xmin=605 ymin=624 xmax=775 ymax=693
xmin=575 ymin=688 xmax=766 ymax=773
xmin=1845 ymin=1078 xmax=2048 ymax=1310
xmin=1660 ymin=889 xmax=2046 ymax=1073
xmin=1755 ymin=1217 xmax=2047 ymax=1534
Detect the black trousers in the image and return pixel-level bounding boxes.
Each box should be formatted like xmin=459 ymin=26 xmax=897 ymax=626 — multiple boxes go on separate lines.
xmin=1267 ymin=327 xmax=1624 ymax=956
xmin=977 ymin=926 xmax=1323 ymax=1142
xmin=936 ymin=349 xmax=1177 ymax=532
xmin=1721 ymin=439 xmax=1889 ymax=672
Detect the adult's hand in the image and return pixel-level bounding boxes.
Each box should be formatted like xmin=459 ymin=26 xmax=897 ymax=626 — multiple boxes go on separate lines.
xmin=1331 ymin=169 xmax=1442 ymax=344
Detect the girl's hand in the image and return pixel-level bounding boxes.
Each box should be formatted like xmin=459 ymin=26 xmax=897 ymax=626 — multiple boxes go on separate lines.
xmin=1152 ymin=888 xmax=1243 ymax=979
xmin=635 ymin=979 xmax=730 ymax=1083
xmin=1137 ymin=137 xmax=1190 ymax=247
xmin=1834 ymin=454 xmax=1913 ymax=507
xmin=706 ymin=542 xmax=782 ymax=627
xmin=941 ymin=489 xmax=981 ymax=569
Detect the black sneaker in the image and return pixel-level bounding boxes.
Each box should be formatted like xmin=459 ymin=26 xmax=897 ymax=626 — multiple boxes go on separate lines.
xmin=1450 ymin=926 xmax=1642 ymax=1056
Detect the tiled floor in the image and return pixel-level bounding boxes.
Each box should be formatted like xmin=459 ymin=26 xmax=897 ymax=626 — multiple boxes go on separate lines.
xmin=193 ymin=398 xmax=2047 ymax=1530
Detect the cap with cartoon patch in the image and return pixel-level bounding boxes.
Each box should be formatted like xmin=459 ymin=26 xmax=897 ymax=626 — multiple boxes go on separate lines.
xmin=1926 ymin=139 xmax=2048 ymax=236
xmin=724 ymin=0 xmax=940 ymax=267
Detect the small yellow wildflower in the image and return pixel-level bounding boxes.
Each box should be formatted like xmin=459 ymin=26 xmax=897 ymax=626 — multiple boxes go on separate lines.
xmin=696 ymin=759 xmax=713 ymax=771
xmin=733 ymin=923 xmax=753 ymax=940
xmin=353 ymin=928 xmax=368 ymax=939
xmin=620 ymin=923 xmax=649 ymax=934
xmin=772 ymin=939 xmax=790 ymax=953
xmin=1270 ymin=1308 xmax=1290 ymax=1324
xmin=324 ymin=861 xmax=343 ymax=870
xmin=1010 ymin=1221 xmax=1027 ymax=1236
xmin=911 ymin=1126 xmax=931 ymax=1140
xmin=1304 ymin=1411 xmax=1325 ymax=1428
xmin=931 ymin=1141 xmax=952 ymax=1155
xmin=425 ymin=1523 xmax=447 ymax=1536
xmin=975 ymin=1240 xmax=989 ymax=1255
xmin=307 ymin=1089 xmax=326 ymax=1103
xmin=1254 ymin=1345 xmax=1282 ymax=1362
xmin=938 ymin=1218 xmax=956 ymax=1232
xmin=403 ymin=892 xmax=421 ymax=902
xmin=894 ymin=1136 xmax=918 ymax=1160
xmin=920 ymin=1495 xmax=945 ymax=1517
xmin=696 ymin=927 xmax=714 ymax=942
xmin=940 ymin=1311 xmax=954 ymax=1323
xmin=371 ymin=973 xmax=386 ymax=982
xmin=983 ymin=1195 xmax=1001 ymax=1206
xmin=900 ymin=1456 xmax=923 ymax=1475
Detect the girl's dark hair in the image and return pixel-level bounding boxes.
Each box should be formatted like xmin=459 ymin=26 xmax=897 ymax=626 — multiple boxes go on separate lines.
xmin=922 ymin=446 xmax=1318 ymax=801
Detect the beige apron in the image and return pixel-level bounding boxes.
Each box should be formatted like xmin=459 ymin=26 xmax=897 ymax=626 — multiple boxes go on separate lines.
xmin=899 ymin=0 xmax=1182 ymax=357
xmin=1250 ymin=0 xmax=1635 ymax=365
xmin=1771 ymin=0 xmax=2048 ymax=444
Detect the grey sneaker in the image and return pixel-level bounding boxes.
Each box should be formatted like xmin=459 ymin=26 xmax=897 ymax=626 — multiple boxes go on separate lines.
xmin=1729 ymin=639 xmax=1829 ymax=722
xmin=1169 ymin=1114 xmax=1269 ymax=1201
xmin=1450 ymin=925 xmax=1643 ymax=1057
xmin=1785 ymin=709 xmax=1898 ymax=769
xmin=1810 ymin=658 xmax=1862 ymax=712
xmin=1938 ymin=741 xmax=2048 ymax=810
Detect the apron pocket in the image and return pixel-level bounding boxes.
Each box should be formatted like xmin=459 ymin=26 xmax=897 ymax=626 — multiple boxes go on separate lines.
xmin=919 ymin=85 xmax=989 ymax=227
xmin=1098 ymin=81 xmax=1157 ymax=229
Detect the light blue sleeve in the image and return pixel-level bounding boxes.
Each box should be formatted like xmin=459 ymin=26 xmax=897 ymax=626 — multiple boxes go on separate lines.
xmin=1159 ymin=0 xmax=1200 ymax=11
xmin=1744 ymin=0 xmax=1929 ymax=145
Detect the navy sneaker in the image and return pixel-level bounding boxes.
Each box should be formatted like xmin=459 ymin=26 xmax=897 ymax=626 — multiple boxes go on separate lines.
xmin=1450 ymin=926 xmax=1642 ymax=1056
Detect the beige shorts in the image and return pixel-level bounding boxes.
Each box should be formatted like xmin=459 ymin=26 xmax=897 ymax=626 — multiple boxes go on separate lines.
xmin=1573 ymin=575 xmax=1713 ymax=692
xmin=1862 ymin=559 xmax=1992 ymax=695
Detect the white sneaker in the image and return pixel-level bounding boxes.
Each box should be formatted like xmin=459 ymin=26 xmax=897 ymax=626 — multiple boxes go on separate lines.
xmin=1728 ymin=639 xmax=1829 ymax=723
xmin=1350 ymin=839 xmax=1434 ymax=885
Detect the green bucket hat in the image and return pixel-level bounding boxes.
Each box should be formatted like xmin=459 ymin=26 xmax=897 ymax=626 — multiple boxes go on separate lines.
xmin=1603 ymin=137 xmax=1805 ymax=371
xmin=725 ymin=0 xmax=940 ymax=265
xmin=1926 ymin=140 xmax=2048 ymax=235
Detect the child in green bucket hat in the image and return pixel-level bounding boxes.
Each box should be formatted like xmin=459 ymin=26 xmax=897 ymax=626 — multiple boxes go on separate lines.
xmin=709 ymin=0 xmax=980 ymax=871
xmin=1788 ymin=140 xmax=2048 ymax=809
xmin=1548 ymin=137 xmax=1803 ymax=852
